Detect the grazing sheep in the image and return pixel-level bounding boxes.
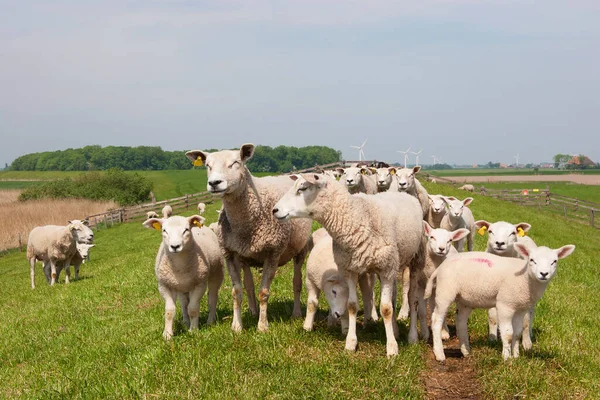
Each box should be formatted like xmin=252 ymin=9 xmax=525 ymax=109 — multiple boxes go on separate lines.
xmin=143 ymin=215 xmax=224 ymax=339
xmin=27 ymin=220 xmax=94 ymax=288
xmin=273 ymin=173 xmax=425 ymax=357
xmin=458 ymin=184 xmax=475 ymax=192
xmin=197 ymin=202 xmax=206 ymax=215
xmin=426 ymin=244 xmax=575 ymax=361
xmin=474 ymin=220 xmax=536 ymax=347
xmin=47 ymin=243 xmax=95 ymax=283
xmin=336 ymin=167 xmax=378 ymax=195
xmin=185 ymin=144 xmax=312 ymax=332
xmin=431 ymin=178 xmax=437 ymax=184
xmin=427 ymin=195 xmax=447 ymax=229
xmin=374 ymin=167 xmax=399 ymax=192
xmin=147 ymin=211 xmax=159 ymax=219
xmin=440 ymin=197 xmax=475 ymax=252
xmin=162 ymin=205 xmax=173 ymax=218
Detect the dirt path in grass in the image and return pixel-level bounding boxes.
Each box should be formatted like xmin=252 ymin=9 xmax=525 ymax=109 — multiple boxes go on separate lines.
xmin=443 ymin=174 xmax=600 ymax=185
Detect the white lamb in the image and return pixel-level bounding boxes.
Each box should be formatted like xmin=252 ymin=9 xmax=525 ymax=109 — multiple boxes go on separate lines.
xmin=458 ymin=184 xmax=475 ymax=192
xmin=426 ymin=195 xmax=447 ymax=229
xmin=143 ymin=214 xmax=224 ymax=339
xmin=147 ymin=211 xmax=159 ymax=219
xmin=426 ymin=243 xmax=575 ymax=361
xmin=273 ymin=173 xmax=425 ymax=357
xmin=27 ymin=220 xmax=94 ymax=288
xmin=440 ymin=197 xmax=475 ymax=252
xmin=162 ymin=205 xmax=173 ymax=218
xmin=336 ymin=167 xmax=378 ymax=195
xmin=46 ymin=243 xmax=95 ymax=283
xmin=197 ymin=202 xmax=206 ymax=215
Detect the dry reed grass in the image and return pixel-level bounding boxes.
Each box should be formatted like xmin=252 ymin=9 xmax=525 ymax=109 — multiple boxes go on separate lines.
xmin=0 ymin=190 xmax=117 ymax=251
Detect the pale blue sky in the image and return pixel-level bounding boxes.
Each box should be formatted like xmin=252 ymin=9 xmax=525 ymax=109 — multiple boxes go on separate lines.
xmin=1 ymin=0 xmax=599 ymax=167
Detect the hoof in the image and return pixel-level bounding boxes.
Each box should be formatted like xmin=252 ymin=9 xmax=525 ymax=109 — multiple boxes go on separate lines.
xmin=386 ymin=342 xmax=399 ymax=358
xmin=231 ymin=320 xmax=243 ymax=333
xmin=162 ymin=331 xmax=173 ymax=340
xmin=345 ymin=337 xmax=358 ymax=352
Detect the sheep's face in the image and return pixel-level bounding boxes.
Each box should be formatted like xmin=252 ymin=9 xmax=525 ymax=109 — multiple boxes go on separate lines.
xmin=68 ymin=220 xmax=94 ymax=244
xmin=143 ymin=215 xmax=204 ymax=254
xmin=185 ymin=144 xmax=254 ymax=197
xmin=323 ymin=276 xmax=349 ymax=319
xmin=376 ymin=167 xmax=396 ymax=190
xmin=396 ymin=166 xmax=420 ymax=192
xmin=76 ymin=243 xmax=95 ymax=259
xmin=423 ymin=222 xmax=469 ymax=257
xmin=443 ymin=197 xmax=473 ymax=219
xmin=515 ymin=244 xmax=575 ymax=282
xmin=476 ymin=221 xmax=531 ymax=254
xmin=273 ymin=174 xmax=328 ymax=220
xmin=428 ymin=195 xmax=446 ymax=214
xmin=338 ymin=167 xmax=368 ymax=190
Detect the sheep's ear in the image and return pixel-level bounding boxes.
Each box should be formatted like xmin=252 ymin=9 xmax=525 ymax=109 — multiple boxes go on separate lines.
xmin=462 ymin=197 xmax=474 ymax=206
xmin=555 ymin=245 xmax=575 ymax=260
xmin=326 ymin=276 xmax=341 ymax=284
xmin=185 ymin=150 xmax=208 ymax=167
xmin=82 ymin=219 xmax=89 ymax=226
xmin=412 ymin=166 xmax=421 ymax=174
xmin=515 ymin=223 xmax=531 ymax=233
xmin=441 ymin=197 xmax=451 ymax=205
xmin=289 ymin=174 xmax=300 ymax=181
xmin=388 ymin=167 xmax=397 ymax=175
xmin=240 ymin=143 xmax=255 ymax=163
xmin=188 ymin=215 xmax=205 ymax=229
xmin=422 ymin=221 xmax=433 ymax=235
xmin=474 ymin=220 xmax=489 ymax=236
xmin=451 ymin=228 xmax=470 ymax=242
xmin=368 ymin=167 xmax=377 ymax=174
xmin=514 ymin=243 xmax=530 ymax=259
xmin=336 ymin=168 xmax=345 ymax=175
xmin=305 ymin=174 xmax=326 ymax=187
xmin=143 ymin=218 xmax=163 ymax=231
xmin=360 ymin=167 xmax=369 ymax=175
xmin=445 ymin=196 xmax=457 ymax=201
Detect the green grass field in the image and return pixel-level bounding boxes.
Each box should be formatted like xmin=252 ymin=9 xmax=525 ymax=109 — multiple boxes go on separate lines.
xmin=470 ymin=181 xmax=600 ymax=204
xmin=429 ymin=168 xmax=600 ymax=177
xmin=0 ymin=181 xmax=598 ymax=398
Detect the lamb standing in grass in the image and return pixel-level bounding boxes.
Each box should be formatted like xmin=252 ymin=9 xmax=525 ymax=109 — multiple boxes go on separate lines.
xmin=47 ymin=243 xmax=95 ymax=284
xmin=273 ymin=173 xmax=425 ymax=357
xmin=336 ymin=167 xmax=378 ymax=195
xmin=185 ymin=144 xmax=312 ymax=332
xmin=426 ymin=244 xmax=575 ymax=361
xmin=440 ymin=197 xmax=475 ymax=252
xmin=143 ymin=215 xmax=224 ymax=339
xmin=162 ymin=205 xmax=173 ymax=218
xmin=197 ymin=202 xmax=206 ymax=215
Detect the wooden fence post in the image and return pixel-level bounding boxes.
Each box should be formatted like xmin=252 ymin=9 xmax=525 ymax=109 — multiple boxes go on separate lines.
xmin=575 ymin=198 xmax=579 ymax=212
xmin=185 ymin=194 xmax=189 ymax=209
xmin=18 ymin=233 xmax=22 ymax=252
xmin=545 ymin=191 xmax=551 ymax=206
xmin=563 ymin=205 xmax=567 ymax=218
xmin=591 ymin=209 xmax=595 ymax=228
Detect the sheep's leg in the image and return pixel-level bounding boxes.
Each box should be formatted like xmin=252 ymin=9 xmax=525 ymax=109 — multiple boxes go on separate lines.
xmin=488 ymin=307 xmax=499 ymax=341
xmin=344 ymin=272 xmax=359 ymax=352
xmin=340 ymin=311 xmax=349 ymax=335
xmin=43 ymin=262 xmax=51 ymax=284
xmin=64 ymin=264 xmax=71 ymax=284
xmin=407 ymin=266 xmax=420 ymax=344
xmin=418 ymin=287 xmax=429 ymax=342
xmin=30 ymin=257 xmax=37 ymax=289
xmin=430 ymin=293 xmax=450 ymax=340
xmin=257 ymin=257 xmax=279 ymax=332
xmin=304 ymin=282 xmax=320 ymax=331
xmin=187 ymin=283 xmax=207 ymax=331
xmin=206 ymin=267 xmax=224 ymax=325
xmin=497 ymin=306 xmax=515 ymax=360
xmin=242 ymin=265 xmax=257 ymax=316
xmin=292 ymin=247 xmax=309 ymax=318
xmin=455 ymin=238 xmax=466 ymax=253
xmin=397 ymin=266 xmax=410 ymax=320
xmin=159 ymin=285 xmax=177 ymax=340
xmin=380 ymin=277 xmax=398 ymax=357
xmin=227 ymin=257 xmax=244 ymax=332
xmin=432 ymin=298 xmax=452 ymax=362
xmin=49 ymin=259 xmax=58 ymax=286
xmin=74 ymin=261 xmax=82 ymax=280
xmin=456 ymin=303 xmax=473 ymax=357
xmin=358 ymin=273 xmax=376 ymax=324
xmin=179 ymin=293 xmax=190 ymax=328
xmin=467 ymin=230 xmax=474 ymax=252
xmin=522 ymin=308 xmax=534 ymax=351
xmin=511 ymin=311 xmax=526 ymax=359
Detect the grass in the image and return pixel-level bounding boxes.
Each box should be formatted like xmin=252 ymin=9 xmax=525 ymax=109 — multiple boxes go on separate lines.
xmin=0 ymin=181 xmax=41 ymax=190
xmin=0 ymin=182 xmax=598 ymax=398
xmin=468 ymin=181 xmax=600 ymax=204
xmin=429 ymin=168 xmax=600 ymax=177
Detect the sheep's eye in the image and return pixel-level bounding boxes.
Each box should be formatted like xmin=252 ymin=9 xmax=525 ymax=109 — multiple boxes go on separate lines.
xmin=447 ymin=240 xmax=452 ymax=243
xmin=510 ymin=232 xmax=516 ymax=236
xmin=530 ymin=259 xmax=536 ymax=264
xmin=229 ymin=161 xmax=239 ymax=168
xmin=551 ymin=260 xmax=557 ymax=265
xmin=488 ymin=230 xmax=493 ymax=234
xmin=162 ymin=229 xmax=166 ymax=233
xmin=297 ymin=187 xmax=307 ymax=194
xmin=184 ymin=228 xmax=189 ymax=233
xmin=332 ymin=289 xmax=337 ymax=296
xmin=429 ymin=236 xmax=434 ymax=240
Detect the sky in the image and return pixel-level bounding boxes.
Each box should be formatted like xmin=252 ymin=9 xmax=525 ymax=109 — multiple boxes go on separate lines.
xmin=1 ymin=0 xmax=599 ymax=167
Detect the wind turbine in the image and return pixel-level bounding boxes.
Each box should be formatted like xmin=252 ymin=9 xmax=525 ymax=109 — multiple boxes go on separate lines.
xmin=410 ymin=149 xmax=423 ymax=167
xmin=397 ymin=147 xmax=411 ymax=168
xmin=431 ymin=155 xmax=438 ymax=166
xmin=514 ymin=153 xmax=520 ymax=168
xmin=350 ymin=139 xmax=368 ymax=162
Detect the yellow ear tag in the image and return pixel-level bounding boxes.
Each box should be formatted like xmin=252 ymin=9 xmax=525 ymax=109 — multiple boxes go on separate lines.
xmin=152 ymin=222 xmax=161 ymax=231
xmin=193 ymin=157 xmax=203 ymax=167
xmin=390 ymin=169 xmax=396 ymax=175
xmin=477 ymin=226 xmax=488 ymax=236
xmin=361 ymin=169 xmax=366 ymax=175
xmin=517 ymin=227 xmax=526 ymax=237
xmin=193 ymin=220 xmax=203 ymax=228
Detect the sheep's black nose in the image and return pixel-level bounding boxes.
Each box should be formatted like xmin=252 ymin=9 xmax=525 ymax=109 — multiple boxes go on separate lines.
xmin=272 ymin=208 xmax=279 ymax=214
xmin=496 ymin=241 xmax=505 ymax=247
xmin=170 ymin=244 xmax=181 ymax=251
xmin=540 ymin=272 xmax=549 ymax=278
xmin=208 ymin=180 xmax=222 ymax=187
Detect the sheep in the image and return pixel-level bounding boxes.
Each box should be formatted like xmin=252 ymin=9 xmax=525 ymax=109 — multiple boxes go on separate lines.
xmin=147 ymin=211 xmax=159 ymax=219
xmin=197 ymin=202 xmax=206 ymax=215
xmin=426 ymin=244 xmax=575 ymax=361
xmin=474 ymin=220 xmax=537 ymax=348
xmin=458 ymin=184 xmax=475 ymax=192
xmin=27 ymin=220 xmax=94 ymax=288
xmin=162 ymin=205 xmax=173 ymax=218
xmin=418 ymin=221 xmax=470 ymax=341
xmin=431 ymin=178 xmax=437 ymax=184
xmin=427 ymin=195 xmax=447 ymax=229
xmin=46 ymin=243 xmax=95 ymax=283
xmin=273 ymin=173 xmax=425 ymax=357
xmin=374 ymin=167 xmax=399 ymax=192
xmin=143 ymin=214 xmax=224 ymax=339
xmin=396 ymin=166 xmax=430 ymax=218
xmin=185 ymin=144 xmax=312 ymax=333
xmin=336 ymin=166 xmax=378 ymax=195
xmin=440 ymin=197 xmax=475 ymax=252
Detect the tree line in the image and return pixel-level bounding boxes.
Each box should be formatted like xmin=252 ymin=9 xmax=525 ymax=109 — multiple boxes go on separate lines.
xmin=9 ymin=145 xmax=342 ymax=173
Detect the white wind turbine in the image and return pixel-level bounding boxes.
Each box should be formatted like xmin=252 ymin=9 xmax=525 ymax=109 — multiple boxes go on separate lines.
xmin=410 ymin=149 xmax=423 ymax=167
xmin=397 ymin=147 xmax=411 ymax=168
xmin=431 ymin=155 xmax=438 ymax=165
xmin=514 ymin=153 xmax=520 ymax=168
xmin=350 ymin=139 xmax=368 ymax=161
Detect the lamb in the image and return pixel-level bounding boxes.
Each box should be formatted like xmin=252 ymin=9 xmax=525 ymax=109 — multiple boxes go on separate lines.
xmin=46 ymin=243 xmax=95 ymax=283
xmin=473 ymin=220 xmax=536 ymax=348
xmin=458 ymin=184 xmax=475 ymax=192
xmin=27 ymin=220 xmax=94 ymax=288
xmin=396 ymin=166 xmax=430 ymax=218
xmin=143 ymin=214 xmax=224 ymax=339
xmin=162 ymin=205 xmax=173 ymax=218
xmin=197 ymin=202 xmax=206 ymax=215
xmin=185 ymin=144 xmax=312 ymax=332
xmin=336 ymin=166 xmax=378 ymax=195
xmin=374 ymin=167 xmax=399 ymax=192
xmin=426 ymin=244 xmax=575 ymax=361
xmin=147 ymin=211 xmax=159 ymax=219
xmin=440 ymin=197 xmax=475 ymax=252
xmin=426 ymin=195 xmax=447 ymax=229
xmin=273 ymin=173 xmax=425 ymax=357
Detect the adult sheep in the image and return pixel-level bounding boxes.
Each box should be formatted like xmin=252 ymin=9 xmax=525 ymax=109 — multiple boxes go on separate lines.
xmin=336 ymin=166 xmax=378 ymax=195
xmin=273 ymin=173 xmax=425 ymax=357
xmin=185 ymin=144 xmax=312 ymax=332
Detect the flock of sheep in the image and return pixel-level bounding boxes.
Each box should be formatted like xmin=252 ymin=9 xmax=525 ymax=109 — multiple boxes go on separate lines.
xmin=26 ymin=143 xmax=575 ymax=362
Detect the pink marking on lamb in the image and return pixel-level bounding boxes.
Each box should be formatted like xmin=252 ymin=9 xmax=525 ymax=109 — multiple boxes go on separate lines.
xmin=470 ymin=257 xmax=493 ymax=268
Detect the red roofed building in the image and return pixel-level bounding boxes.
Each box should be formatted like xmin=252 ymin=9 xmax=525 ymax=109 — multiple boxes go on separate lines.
xmin=567 ymin=155 xmax=597 ymax=168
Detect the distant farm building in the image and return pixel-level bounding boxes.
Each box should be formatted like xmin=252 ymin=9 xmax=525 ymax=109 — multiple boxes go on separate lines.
xmin=567 ymin=155 xmax=597 ymax=168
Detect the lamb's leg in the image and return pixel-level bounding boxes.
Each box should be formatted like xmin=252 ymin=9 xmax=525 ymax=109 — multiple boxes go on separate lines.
xmin=522 ymin=308 xmax=534 ymax=351
xmin=227 ymin=256 xmax=244 ymax=332
xmin=344 ymin=272 xmax=359 ymax=352
xmin=456 ymin=303 xmax=473 ymax=357
xmin=64 ymin=264 xmax=71 ymax=284
xmin=30 ymin=257 xmax=37 ymax=289
xmin=242 ymin=265 xmax=257 ymax=316
xmin=497 ymin=305 xmax=515 ymax=361
xmin=179 ymin=293 xmax=190 ymax=328
xmin=418 ymin=287 xmax=429 ymax=341
xmin=257 ymin=256 xmax=279 ymax=332
xmin=430 ymin=293 xmax=450 ymax=340
xmin=206 ymin=267 xmax=224 ymax=325
xmin=467 ymin=230 xmax=474 ymax=252
xmin=511 ymin=311 xmax=526 ymax=359
xmin=187 ymin=283 xmax=207 ymax=331
xmin=74 ymin=261 xmax=82 ymax=280
xmin=340 ymin=311 xmax=349 ymax=335
xmin=43 ymin=262 xmax=51 ymax=284
xmin=407 ymin=266 xmax=420 ymax=344
xmin=380 ymin=277 xmax=399 ymax=357
xmin=432 ymin=297 xmax=452 ymax=362
xmin=292 ymin=247 xmax=309 ymax=318
xmin=358 ymin=273 xmax=377 ymax=323
xmin=49 ymin=259 xmax=58 ymax=286
xmin=303 ymin=284 xmax=320 ymax=332
xmin=397 ymin=266 xmax=410 ymax=320
xmin=159 ymin=285 xmax=177 ymax=340
xmin=488 ymin=307 xmax=499 ymax=341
